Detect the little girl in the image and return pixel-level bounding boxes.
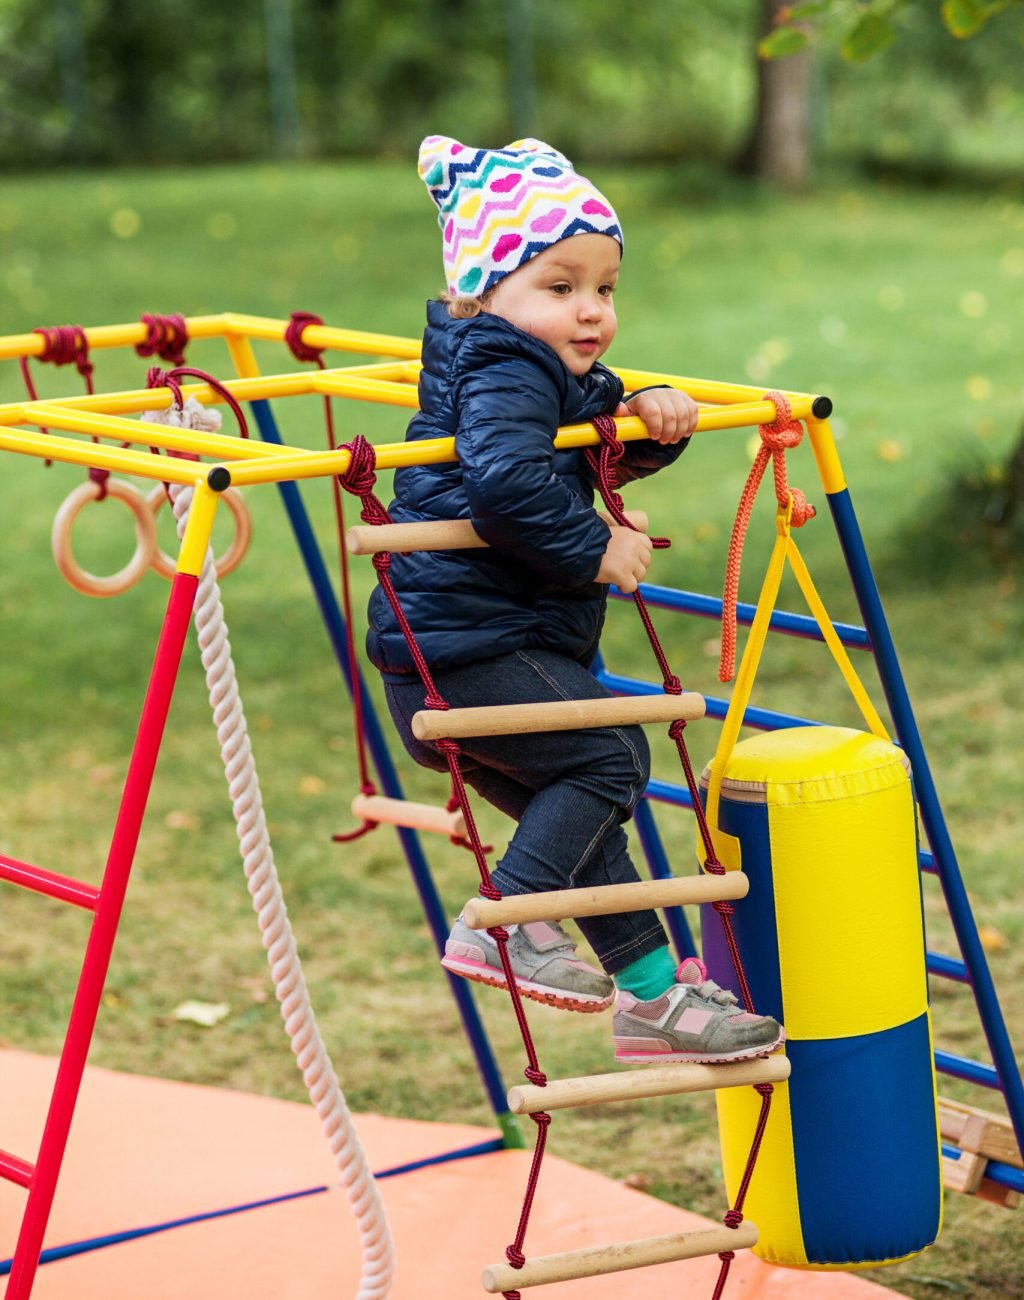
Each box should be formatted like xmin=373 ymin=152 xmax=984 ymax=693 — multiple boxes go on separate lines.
xmin=367 ymin=135 xmax=782 ymax=1063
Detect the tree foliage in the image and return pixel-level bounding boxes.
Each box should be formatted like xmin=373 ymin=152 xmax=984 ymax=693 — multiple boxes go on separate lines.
xmin=760 ymin=0 xmax=1024 ymax=63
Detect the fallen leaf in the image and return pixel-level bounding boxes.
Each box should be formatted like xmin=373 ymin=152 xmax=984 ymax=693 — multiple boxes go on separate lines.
xmin=172 ymin=1000 xmax=230 ymax=1027
xmin=979 ymin=925 xmax=1007 ymax=953
xmin=622 ymin=1172 xmax=653 ymax=1190
xmin=165 ymin=809 xmax=200 ymax=831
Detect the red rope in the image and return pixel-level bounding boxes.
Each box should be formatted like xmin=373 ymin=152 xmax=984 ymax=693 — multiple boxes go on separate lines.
xmin=18 ymin=324 xmax=95 ymax=458
xmin=719 ymin=391 xmax=815 ymax=683
xmin=336 ymin=436 xmax=551 ymax=1284
xmin=283 ymin=312 xmax=380 ymax=841
xmin=135 ymin=313 xmax=189 ymax=367
xmin=589 ymin=413 xmax=772 ymax=1298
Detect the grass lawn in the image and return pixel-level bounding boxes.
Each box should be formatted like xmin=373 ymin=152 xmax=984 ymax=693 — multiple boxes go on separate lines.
xmin=1 ymin=160 xmax=1022 ymax=1298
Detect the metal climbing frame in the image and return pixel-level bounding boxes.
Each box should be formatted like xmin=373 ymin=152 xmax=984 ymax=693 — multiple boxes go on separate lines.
xmin=0 ymin=314 xmax=1021 ymax=1297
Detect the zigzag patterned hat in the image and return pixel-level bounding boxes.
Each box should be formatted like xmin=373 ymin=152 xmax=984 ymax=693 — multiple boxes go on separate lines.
xmin=418 ymin=135 xmax=623 ymax=298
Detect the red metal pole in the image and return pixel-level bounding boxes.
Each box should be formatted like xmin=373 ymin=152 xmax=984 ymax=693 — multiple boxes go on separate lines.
xmin=6 ymin=571 xmax=199 ymax=1300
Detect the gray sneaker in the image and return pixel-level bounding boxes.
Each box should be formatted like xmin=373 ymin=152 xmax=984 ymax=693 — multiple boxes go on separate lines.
xmin=613 ymin=957 xmax=784 ymax=1063
xmin=441 ymin=915 xmax=614 ymax=1013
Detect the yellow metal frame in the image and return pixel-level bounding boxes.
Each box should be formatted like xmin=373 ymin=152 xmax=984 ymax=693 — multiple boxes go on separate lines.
xmin=0 ymin=310 xmax=847 ymax=565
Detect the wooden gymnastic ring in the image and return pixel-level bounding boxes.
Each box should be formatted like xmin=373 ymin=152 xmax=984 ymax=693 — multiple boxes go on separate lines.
xmin=51 ymin=478 xmax=158 ymax=598
xmin=146 ymin=484 xmax=252 ymax=580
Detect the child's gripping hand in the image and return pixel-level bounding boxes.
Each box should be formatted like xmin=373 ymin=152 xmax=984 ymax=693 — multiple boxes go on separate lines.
xmin=596 ymin=525 xmax=652 ymax=594
xmin=616 ymin=388 xmax=699 ymax=444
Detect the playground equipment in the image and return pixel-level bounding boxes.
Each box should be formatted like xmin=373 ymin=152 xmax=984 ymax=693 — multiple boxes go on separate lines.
xmin=0 ymin=312 xmax=1021 ymax=1298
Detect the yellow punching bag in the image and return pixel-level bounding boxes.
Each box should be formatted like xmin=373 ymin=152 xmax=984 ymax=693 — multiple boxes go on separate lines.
xmin=701 ymin=725 xmax=943 ymax=1268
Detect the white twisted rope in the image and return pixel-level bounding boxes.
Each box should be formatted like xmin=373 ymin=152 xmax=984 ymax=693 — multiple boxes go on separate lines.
xmin=150 ymin=409 xmax=394 ymax=1297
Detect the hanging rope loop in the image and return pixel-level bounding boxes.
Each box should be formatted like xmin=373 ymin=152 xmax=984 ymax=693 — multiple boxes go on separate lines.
xmin=87 ymin=465 xmax=110 ymax=500
xmin=719 ymin=390 xmax=817 ymax=682
xmin=505 ymin=1245 xmax=526 ymax=1269
xmin=19 ymin=324 xmax=95 ymax=455
xmin=145 ymin=365 xmax=249 ymax=440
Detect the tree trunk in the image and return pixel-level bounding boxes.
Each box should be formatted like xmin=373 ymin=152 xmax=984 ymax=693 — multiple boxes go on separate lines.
xmin=737 ymin=0 xmax=812 ymax=186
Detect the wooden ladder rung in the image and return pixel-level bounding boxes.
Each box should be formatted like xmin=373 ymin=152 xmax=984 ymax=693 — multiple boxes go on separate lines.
xmin=412 ymin=692 xmax=705 ymax=742
xmin=350 ymin=793 xmax=465 ymax=838
xmin=346 ymin=509 xmax=649 ymax=555
xmin=939 ymin=1095 xmax=1022 ymax=1208
xmin=463 ymin=873 xmax=748 ymax=929
xmin=482 ymin=1222 xmax=759 ymax=1292
xmin=508 ymin=1054 xmax=791 ymax=1115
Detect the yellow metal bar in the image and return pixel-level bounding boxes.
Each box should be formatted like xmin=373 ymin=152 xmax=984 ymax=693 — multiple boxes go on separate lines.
xmin=611 ymin=364 xmax=817 ymax=406
xmin=806 ymin=415 xmax=848 ymax=494
xmin=0 ymin=426 xmax=210 ymax=484
xmin=0 ymin=364 xmax=411 ymax=428
xmin=311 ymin=374 xmax=420 ymax=408
xmin=22 ymin=404 xmax=296 ymax=460
xmin=177 ymin=478 xmax=220 ymax=576
xmin=218 ymin=401 xmax=800 ymax=489
xmin=222 ymin=332 xmax=262 ymax=382
xmin=0 ymin=315 xmax=233 ymax=362
xmin=221 ymin=313 xmax=422 ymax=360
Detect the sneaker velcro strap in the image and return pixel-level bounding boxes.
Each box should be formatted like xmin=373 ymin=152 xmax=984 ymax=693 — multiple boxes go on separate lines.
xmin=520 ymin=921 xmax=572 ymax=954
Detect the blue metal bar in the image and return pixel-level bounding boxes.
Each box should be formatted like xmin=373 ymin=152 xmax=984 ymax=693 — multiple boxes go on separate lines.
xmin=941 ymin=1144 xmax=1024 ymax=1195
xmin=596 ymin=668 xmax=819 ymax=732
xmin=0 ymin=1137 xmax=507 ymax=1275
xmin=246 ymin=398 xmax=513 ymax=1132
xmin=936 ymin=1050 xmax=1000 ymax=1091
xmin=632 ymin=797 xmax=696 ymax=959
xmin=611 ymin=582 xmax=871 ymax=650
xmin=928 ymin=952 xmax=970 ymax=984
xmin=829 ymin=486 xmax=1024 ymax=1151
xmin=645 ymin=777 xmax=694 ymax=811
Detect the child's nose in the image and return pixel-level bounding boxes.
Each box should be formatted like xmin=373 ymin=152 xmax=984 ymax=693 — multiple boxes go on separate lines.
xmin=578 ymin=295 xmax=604 ymax=320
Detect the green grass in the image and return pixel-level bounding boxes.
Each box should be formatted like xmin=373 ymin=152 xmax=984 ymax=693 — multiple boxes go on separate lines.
xmin=1 ymin=161 xmax=1022 ymax=1298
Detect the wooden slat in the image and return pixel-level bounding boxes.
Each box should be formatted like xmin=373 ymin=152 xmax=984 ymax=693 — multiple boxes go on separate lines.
xmin=481 ymin=1222 xmax=758 ymax=1291
xmin=942 ymin=1149 xmax=987 ymax=1196
xmin=939 ymin=1096 xmax=1022 ymax=1168
xmin=412 ymin=692 xmax=705 ymax=741
xmin=346 ymin=508 xmax=649 ymax=555
xmin=508 ymin=1053 xmax=791 ymax=1115
xmin=463 ymin=872 xmax=747 ymax=930
xmin=350 ymin=794 xmax=465 ymax=838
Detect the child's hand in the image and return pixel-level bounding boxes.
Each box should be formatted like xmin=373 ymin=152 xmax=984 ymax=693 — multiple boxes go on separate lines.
xmin=617 ymin=388 xmax=699 ymax=444
xmin=596 ymin=525 xmax=652 ymax=593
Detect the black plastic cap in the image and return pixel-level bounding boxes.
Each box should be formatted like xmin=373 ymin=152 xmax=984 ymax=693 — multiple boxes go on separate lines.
xmin=812 ymin=395 xmax=833 ymax=419
xmin=207 ymin=465 xmax=232 ymax=492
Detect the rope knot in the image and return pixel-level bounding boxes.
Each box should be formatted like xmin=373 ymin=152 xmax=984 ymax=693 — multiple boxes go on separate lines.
xmin=487 ymin=925 xmax=509 ymax=944
xmin=524 ymin=1067 xmax=547 ymax=1086
xmin=88 ymin=465 xmax=110 ymax=499
xmin=145 ymin=366 xmax=184 ymax=408
xmin=339 ymin=435 xmax=379 ymax=498
xmin=285 ymin=310 xmax=326 ymax=366
xmin=723 ymin=1209 xmax=744 ymax=1229
xmin=713 ymin=899 xmax=735 ymax=918
xmin=668 ymin=718 xmax=687 ymax=742
xmin=533 ymin=1111 xmax=552 ymax=1130
xmin=479 ymin=881 xmax=502 ymax=901
xmin=703 ymin=859 xmax=725 ymax=876
xmin=136 ymin=313 xmax=188 ymax=366
xmin=788 ymin=487 xmax=816 ymax=528
xmin=754 ymin=1082 xmax=775 ymax=1098
xmin=505 ymin=1246 xmax=526 ymax=1270
xmin=758 ymin=391 xmax=800 ymax=447
xmin=434 ymin=738 xmax=460 ymax=760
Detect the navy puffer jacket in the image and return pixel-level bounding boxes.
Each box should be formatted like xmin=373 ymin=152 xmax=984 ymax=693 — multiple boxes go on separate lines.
xmin=366 ymin=301 xmax=688 ymax=675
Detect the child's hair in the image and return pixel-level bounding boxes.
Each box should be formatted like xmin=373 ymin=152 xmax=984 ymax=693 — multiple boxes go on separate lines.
xmin=439 ymin=290 xmax=493 ymax=319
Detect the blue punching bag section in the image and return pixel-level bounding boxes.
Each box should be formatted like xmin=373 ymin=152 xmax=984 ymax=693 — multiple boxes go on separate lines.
xmin=700 ymin=725 xmax=943 ymax=1268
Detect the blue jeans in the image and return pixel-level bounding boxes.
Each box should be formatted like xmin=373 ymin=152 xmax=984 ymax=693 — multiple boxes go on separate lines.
xmin=382 ymin=648 xmax=669 ymax=975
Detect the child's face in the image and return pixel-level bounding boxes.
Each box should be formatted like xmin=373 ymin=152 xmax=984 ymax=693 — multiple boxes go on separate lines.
xmin=483 ymin=234 xmax=620 ymax=376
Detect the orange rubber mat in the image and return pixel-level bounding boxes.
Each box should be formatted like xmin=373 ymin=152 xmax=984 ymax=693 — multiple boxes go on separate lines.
xmin=0 ymin=1050 xmax=898 ymax=1298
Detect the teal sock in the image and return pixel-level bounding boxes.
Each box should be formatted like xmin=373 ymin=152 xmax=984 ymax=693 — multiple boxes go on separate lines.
xmin=613 ymin=945 xmax=677 ymax=1001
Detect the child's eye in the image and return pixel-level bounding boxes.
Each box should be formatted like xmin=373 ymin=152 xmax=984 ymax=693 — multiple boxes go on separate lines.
xmin=550 ymin=283 xmax=571 ymax=296
xmin=599 ymin=284 xmax=615 ymax=297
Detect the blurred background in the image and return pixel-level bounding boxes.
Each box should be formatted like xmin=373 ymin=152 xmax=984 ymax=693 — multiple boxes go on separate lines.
xmin=1 ymin=5 xmax=1022 ymax=1298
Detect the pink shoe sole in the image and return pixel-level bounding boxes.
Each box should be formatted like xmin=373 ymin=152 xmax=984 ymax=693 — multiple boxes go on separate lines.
xmin=614 ymin=1030 xmax=786 ymax=1065
xmin=441 ymin=955 xmax=614 ymax=1014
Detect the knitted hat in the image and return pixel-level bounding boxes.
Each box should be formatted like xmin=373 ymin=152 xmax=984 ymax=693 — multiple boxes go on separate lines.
xmin=418 ymin=135 xmax=623 ymax=298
